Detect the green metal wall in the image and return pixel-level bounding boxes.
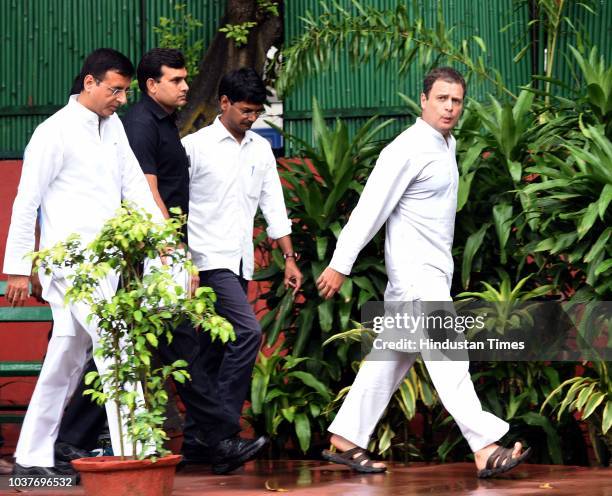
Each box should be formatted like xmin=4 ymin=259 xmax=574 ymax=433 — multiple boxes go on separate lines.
xmin=283 ymin=0 xmax=611 ymax=152
xmin=0 ymin=0 xmax=225 ymax=158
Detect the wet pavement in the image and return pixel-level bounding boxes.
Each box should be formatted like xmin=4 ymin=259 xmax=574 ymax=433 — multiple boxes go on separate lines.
xmin=1 ymin=459 xmax=611 ymax=495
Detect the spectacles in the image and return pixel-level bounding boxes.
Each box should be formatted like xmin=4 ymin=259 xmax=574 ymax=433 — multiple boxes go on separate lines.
xmin=230 ymin=101 xmax=265 ymax=118
xmin=95 ymin=79 xmax=133 ymax=98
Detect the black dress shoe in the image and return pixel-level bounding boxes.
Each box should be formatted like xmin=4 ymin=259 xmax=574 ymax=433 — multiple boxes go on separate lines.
xmin=54 ymin=441 xmax=91 ymax=462
xmin=12 ymin=462 xmax=78 ymax=480
xmin=211 ymin=435 xmax=268 ymax=475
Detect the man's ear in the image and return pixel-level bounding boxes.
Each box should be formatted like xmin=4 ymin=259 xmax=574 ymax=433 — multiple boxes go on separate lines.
xmin=420 ymin=92 xmax=427 ymax=109
xmin=219 ymin=95 xmax=230 ymax=112
xmin=146 ymin=78 xmax=157 ymax=95
xmin=83 ymin=74 xmax=96 ymax=92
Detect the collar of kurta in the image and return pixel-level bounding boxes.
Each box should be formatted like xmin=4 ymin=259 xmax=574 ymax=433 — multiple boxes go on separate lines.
xmin=211 ymin=115 xmax=254 ymax=144
xmin=68 ymin=94 xmax=105 ymax=125
xmin=415 ymin=117 xmax=454 ymax=147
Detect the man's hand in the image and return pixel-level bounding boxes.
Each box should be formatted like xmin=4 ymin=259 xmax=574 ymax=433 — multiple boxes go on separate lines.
xmin=284 ymin=258 xmax=303 ymax=296
xmin=5 ymin=275 xmax=30 ymax=307
xmin=190 ymin=272 xmax=200 ymax=297
xmin=316 ymin=267 xmax=346 ymax=300
xmin=30 ymin=271 xmax=45 ymax=303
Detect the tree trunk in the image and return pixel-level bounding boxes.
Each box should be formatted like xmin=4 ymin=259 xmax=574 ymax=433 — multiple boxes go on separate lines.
xmin=177 ymin=0 xmax=283 ymax=135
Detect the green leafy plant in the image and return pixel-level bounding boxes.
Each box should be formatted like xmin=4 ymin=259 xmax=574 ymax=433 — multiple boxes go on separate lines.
xmin=456 ymin=270 xmax=556 ymax=335
xmin=245 ymin=350 xmax=332 ymax=454
xmin=154 ymin=3 xmax=204 ymax=81
xmin=542 ymin=360 xmax=612 ymax=466
xmin=277 ymin=1 xmax=514 ymax=98
xmin=523 ymin=121 xmax=612 ymax=297
xmin=219 ymin=21 xmax=257 ymax=47
xmin=33 ymin=204 xmax=234 ymax=459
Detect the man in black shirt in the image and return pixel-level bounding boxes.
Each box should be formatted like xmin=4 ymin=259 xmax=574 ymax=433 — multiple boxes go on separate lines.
xmin=122 ymin=49 xmax=190 ymax=226
xmin=55 ymin=49 xmax=266 ymax=475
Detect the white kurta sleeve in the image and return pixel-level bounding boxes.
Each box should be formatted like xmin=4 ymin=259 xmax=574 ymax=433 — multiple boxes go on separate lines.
xmin=117 ymin=124 xmax=164 ymax=224
xmin=259 ymin=148 xmax=291 ymax=240
xmin=329 ymin=142 xmax=419 ymax=275
xmin=3 ymin=124 xmax=64 ymax=276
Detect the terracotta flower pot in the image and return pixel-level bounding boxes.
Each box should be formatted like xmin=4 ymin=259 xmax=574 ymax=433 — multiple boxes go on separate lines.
xmin=72 ymin=454 xmax=182 ymax=496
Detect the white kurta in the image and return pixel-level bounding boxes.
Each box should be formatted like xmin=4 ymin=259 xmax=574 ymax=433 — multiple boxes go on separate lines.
xmin=182 ymin=117 xmax=292 ymax=280
xmin=4 ymin=95 xmax=163 ymax=334
xmin=3 ymin=95 xmax=163 ymax=467
xmin=327 ymin=118 xmax=508 ymax=452
xmin=330 ymin=117 xmax=458 ymax=300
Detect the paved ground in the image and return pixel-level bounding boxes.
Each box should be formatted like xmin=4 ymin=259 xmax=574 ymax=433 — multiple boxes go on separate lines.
xmin=1 ymin=459 xmax=611 ymax=495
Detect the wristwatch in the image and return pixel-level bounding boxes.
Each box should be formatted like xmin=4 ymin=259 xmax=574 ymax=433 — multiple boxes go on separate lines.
xmin=283 ymin=252 xmax=300 ymax=261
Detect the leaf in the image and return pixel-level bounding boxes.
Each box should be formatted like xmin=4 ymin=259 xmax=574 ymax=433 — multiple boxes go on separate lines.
xmin=578 ymin=202 xmax=600 ymax=239
xmin=316 ymin=236 xmax=329 ymax=260
xmin=294 ymin=413 xmax=311 ymax=453
xmin=492 ymin=203 xmax=513 ymax=259
xmin=251 ymin=366 xmax=269 ymax=415
xmin=265 ymin=480 xmax=289 ymax=492
xmin=145 ymin=333 xmax=158 ymax=348
xmin=317 ymin=299 xmax=334 ymax=332
xmin=598 ymin=184 xmax=612 ymax=219
xmin=293 ymin=304 xmax=315 ymax=357
xmin=457 ymin=171 xmax=475 ymax=212
xmin=603 ymin=401 xmax=612 ymax=435
xmin=461 ymin=223 xmax=490 ymax=289
xmin=582 ymin=392 xmax=606 ymax=420
xmin=584 ymin=228 xmax=611 ymax=263
xmin=287 ymin=371 xmax=331 ymax=401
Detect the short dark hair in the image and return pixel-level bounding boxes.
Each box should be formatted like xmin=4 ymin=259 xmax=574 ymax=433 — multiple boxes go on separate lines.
xmin=422 ymin=67 xmax=466 ymax=98
xmin=218 ymin=68 xmax=266 ymax=104
xmin=69 ymin=48 xmax=134 ymax=95
xmin=137 ymin=48 xmax=186 ymax=94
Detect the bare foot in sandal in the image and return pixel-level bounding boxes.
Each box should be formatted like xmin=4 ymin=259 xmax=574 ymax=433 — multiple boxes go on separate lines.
xmin=475 ymin=442 xmax=531 ymax=478
xmin=326 ymin=434 xmax=386 ymax=471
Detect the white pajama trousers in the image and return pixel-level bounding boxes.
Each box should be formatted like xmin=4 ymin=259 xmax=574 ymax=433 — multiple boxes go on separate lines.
xmin=15 ymin=280 xmax=135 ymax=467
xmin=328 ymin=275 xmax=509 ymax=453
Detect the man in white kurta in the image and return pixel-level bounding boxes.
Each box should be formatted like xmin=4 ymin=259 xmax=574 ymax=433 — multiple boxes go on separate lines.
xmin=3 ymin=48 xmax=163 ymax=476
xmin=317 ymin=67 xmax=528 ymax=477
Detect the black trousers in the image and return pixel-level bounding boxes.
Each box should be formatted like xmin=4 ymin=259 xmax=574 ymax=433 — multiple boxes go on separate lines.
xmin=183 ymin=269 xmax=262 ymax=448
xmin=59 ymin=269 xmax=261 ymax=450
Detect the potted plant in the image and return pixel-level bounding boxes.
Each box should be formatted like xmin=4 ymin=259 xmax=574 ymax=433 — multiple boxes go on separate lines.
xmin=33 ymin=203 xmax=234 ymax=496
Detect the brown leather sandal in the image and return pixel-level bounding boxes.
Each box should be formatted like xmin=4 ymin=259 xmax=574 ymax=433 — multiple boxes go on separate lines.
xmin=477 ymin=445 xmax=532 ymax=478
xmin=322 ymin=447 xmax=387 ymax=473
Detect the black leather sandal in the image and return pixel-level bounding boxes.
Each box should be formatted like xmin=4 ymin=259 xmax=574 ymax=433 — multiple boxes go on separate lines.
xmin=477 ymin=445 xmax=532 ymax=478
xmin=322 ymin=447 xmax=387 ymax=473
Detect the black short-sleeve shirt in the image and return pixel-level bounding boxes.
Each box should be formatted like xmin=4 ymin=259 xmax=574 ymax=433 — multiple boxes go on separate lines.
xmin=122 ymin=94 xmax=190 ymax=218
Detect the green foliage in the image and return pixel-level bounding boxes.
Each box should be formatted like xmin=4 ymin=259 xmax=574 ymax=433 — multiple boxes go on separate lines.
xmin=452 ymin=90 xmax=542 ymax=290
xmin=33 ymin=204 xmax=234 ymax=460
xmin=542 ymin=360 xmax=612 ymax=465
xmin=219 ymin=0 xmax=280 ymax=47
xmin=245 ymin=350 xmax=332 ymax=454
xmin=521 ymin=50 xmax=612 ymax=297
xmin=219 ymin=22 xmax=257 ymax=47
xmin=154 ymin=3 xmax=204 ymax=81
xmin=277 ymin=1 xmax=513 ymax=98
xmin=257 ymin=0 xmax=280 ymax=17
